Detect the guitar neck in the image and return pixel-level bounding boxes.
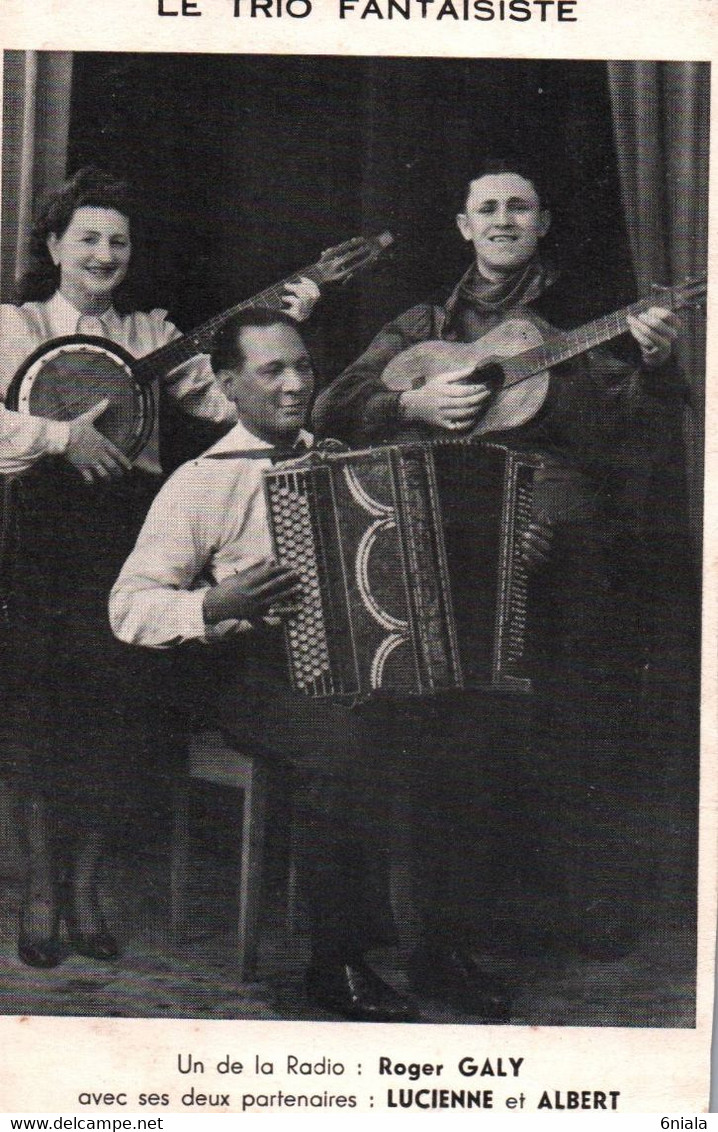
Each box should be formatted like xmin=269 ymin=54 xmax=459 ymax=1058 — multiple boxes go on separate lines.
xmin=509 ymin=294 xmax=664 ymax=385
xmin=132 ymin=261 xmax=325 ymax=383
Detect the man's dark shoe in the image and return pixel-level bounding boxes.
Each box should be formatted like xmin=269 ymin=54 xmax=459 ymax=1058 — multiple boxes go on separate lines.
xmin=305 ymin=959 xmax=416 ymax=1022
xmin=409 ymin=946 xmax=511 ymax=1021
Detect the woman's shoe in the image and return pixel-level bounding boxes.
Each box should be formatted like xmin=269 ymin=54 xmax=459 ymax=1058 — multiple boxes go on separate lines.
xmin=63 ymin=891 xmax=119 ymax=962
xmin=66 ymin=921 xmax=119 ymax=962
xmin=17 ymin=890 xmax=61 ymax=969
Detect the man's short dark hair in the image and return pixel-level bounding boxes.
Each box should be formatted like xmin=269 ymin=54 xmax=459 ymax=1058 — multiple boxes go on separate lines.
xmin=458 ymin=157 xmax=549 ymax=212
xmin=210 ymin=307 xmax=301 ymax=374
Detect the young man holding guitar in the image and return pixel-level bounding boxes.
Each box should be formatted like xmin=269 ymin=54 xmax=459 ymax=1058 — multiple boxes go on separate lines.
xmin=314 ymin=158 xmax=681 ymax=444
xmin=314 ymin=157 xmax=693 ymax=969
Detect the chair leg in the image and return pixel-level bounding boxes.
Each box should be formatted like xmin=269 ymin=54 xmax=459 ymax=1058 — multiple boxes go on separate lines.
xmin=286 ymin=811 xmax=303 ymax=936
xmin=171 ymin=780 xmax=190 ymax=939
xmin=237 ymin=757 xmax=268 ymax=980
xmin=388 ymin=791 xmax=421 ymax=951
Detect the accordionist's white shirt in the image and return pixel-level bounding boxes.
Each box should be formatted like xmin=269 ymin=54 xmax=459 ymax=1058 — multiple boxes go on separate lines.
xmin=109 ymin=419 xmax=313 ymax=649
xmin=0 ymin=291 xmax=236 ymax=476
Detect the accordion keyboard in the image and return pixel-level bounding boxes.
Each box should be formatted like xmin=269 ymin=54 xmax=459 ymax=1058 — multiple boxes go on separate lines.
xmin=265 ymin=469 xmax=335 ymax=695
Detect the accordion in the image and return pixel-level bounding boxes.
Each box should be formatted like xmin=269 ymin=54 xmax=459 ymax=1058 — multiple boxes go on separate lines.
xmin=264 ymin=440 xmax=541 ymax=701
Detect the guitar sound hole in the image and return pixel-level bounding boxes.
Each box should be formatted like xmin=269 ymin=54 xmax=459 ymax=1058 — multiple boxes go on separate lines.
xmin=466 ymin=363 xmax=505 ymax=396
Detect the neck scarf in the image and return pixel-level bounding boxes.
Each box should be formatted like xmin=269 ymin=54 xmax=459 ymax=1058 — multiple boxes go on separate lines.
xmin=457 ymin=256 xmax=557 ymax=313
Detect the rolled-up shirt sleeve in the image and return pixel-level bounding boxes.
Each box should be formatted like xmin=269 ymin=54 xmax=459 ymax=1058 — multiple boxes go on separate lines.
xmin=109 ymin=465 xmax=239 ymax=648
xmin=155 ymin=311 xmax=237 ymax=425
xmin=0 ymin=405 xmax=70 ymax=476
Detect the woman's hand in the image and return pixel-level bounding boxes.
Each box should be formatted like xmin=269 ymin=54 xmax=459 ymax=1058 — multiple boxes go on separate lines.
xmin=627 ymin=307 xmax=680 ymax=370
xmin=65 ymin=398 xmax=132 ymax=484
xmin=283 ymin=277 xmax=321 ymax=322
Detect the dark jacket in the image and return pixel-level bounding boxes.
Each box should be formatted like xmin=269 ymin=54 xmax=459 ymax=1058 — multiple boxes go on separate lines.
xmin=312 ymin=263 xmax=685 ymax=524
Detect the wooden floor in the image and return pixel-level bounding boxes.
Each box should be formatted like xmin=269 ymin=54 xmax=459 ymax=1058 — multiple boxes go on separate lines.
xmin=0 ymin=833 xmax=697 ymax=1027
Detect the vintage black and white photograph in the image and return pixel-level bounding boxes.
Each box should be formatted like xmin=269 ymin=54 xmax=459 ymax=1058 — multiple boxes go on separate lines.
xmin=0 ymin=51 xmax=707 ymax=1029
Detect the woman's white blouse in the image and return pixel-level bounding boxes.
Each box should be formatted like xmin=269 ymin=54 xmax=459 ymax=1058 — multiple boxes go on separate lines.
xmin=0 ymin=291 xmax=236 ymax=476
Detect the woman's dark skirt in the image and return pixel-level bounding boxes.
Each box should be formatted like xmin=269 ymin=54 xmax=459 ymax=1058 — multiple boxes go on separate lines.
xmin=0 ymin=463 xmax=172 ymax=828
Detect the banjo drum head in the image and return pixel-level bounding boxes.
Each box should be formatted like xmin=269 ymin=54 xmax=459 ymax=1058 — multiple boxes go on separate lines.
xmin=8 ymin=336 xmax=154 ymax=461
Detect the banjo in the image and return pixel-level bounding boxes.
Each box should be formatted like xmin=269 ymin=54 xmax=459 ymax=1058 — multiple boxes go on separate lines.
xmin=5 ymin=233 xmax=394 ymax=461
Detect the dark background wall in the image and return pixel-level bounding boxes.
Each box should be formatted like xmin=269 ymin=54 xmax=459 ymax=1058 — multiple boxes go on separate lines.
xmin=0 ymin=53 xmax=697 ymax=980
xmin=67 ymin=54 xmax=635 ymax=384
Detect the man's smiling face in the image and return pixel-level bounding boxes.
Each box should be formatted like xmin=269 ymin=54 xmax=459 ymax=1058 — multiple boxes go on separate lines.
xmin=456 ymin=172 xmax=551 ymax=283
xmin=219 ymin=322 xmax=315 ymax=444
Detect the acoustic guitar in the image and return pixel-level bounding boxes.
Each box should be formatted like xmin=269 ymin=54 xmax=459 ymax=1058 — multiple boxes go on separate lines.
xmin=381 ymin=276 xmax=706 ymax=436
xmin=6 ymin=232 xmax=394 ymax=460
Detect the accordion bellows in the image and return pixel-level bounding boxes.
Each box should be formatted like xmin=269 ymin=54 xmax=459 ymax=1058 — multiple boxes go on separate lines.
xmin=264 ymin=440 xmax=540 ymax=701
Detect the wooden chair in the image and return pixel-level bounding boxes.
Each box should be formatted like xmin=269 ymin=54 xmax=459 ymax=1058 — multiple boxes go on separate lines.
xmin=171 ymin=729 xmax=269 ymax=980
xmin=170 ymin=730 xmax=417 ymax=977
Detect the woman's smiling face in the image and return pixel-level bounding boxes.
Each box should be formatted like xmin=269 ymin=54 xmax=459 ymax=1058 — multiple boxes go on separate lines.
xmin=47 ymin=205 xmax=131 ymax=312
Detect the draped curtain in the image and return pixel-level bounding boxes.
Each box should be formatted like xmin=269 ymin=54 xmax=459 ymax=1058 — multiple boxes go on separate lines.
xmin=0 ymin=52 xmax=72 ymax=873
xmin=1 ymin=51 xmax=73 ymax=301
xmin=608 ymin=61 xmax=707 ymax=898
xmin=607 ymin=61 xmax=709 ymax=546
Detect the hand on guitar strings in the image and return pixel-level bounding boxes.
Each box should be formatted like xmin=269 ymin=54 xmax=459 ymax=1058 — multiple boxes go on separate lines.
xmin=519 ymin=513 xmax=554 ymax=571
xmin=397 ymin=366 xmax=491 ymax=432
xmin=203 ymin=559 xmax=302 ymax=627
xmin=282 ymin=277 xmax=321 ymax=322
xmin=626 ymin=306 xmax=680 ymax=370
xmin=65 ymin=398 xmax=133 ymax=484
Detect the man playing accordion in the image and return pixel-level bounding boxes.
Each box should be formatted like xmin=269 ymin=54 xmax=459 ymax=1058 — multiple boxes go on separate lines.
xmin=111 ymin=307 xmax=516 ymax=1022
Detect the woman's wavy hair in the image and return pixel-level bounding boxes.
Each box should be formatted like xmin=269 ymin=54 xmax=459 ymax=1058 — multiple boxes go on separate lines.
xmin=16 ymin=166 xmax=135 ymax=304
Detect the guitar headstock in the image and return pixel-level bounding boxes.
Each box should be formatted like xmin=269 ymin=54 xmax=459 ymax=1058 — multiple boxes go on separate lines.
xmin=665 ymin=273 xmax=707 ymax=312
xmin=315 ymin=232 xmax=394 ymax=285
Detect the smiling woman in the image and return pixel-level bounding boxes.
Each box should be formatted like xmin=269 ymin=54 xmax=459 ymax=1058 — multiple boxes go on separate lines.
xmin=0 ymin=168 xmax=230 ymax=972
xmin=0 ymin=166 xmax=319 ymax=975
xmin=46 ymin=206 xmax=132 ymax=313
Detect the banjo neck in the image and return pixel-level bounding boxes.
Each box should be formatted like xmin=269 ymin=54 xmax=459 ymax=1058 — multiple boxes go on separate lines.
xmin=6 ymin=233 xmax=393 ymax=463
xmin=131 ymin=259 xmax=331 ymax=386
